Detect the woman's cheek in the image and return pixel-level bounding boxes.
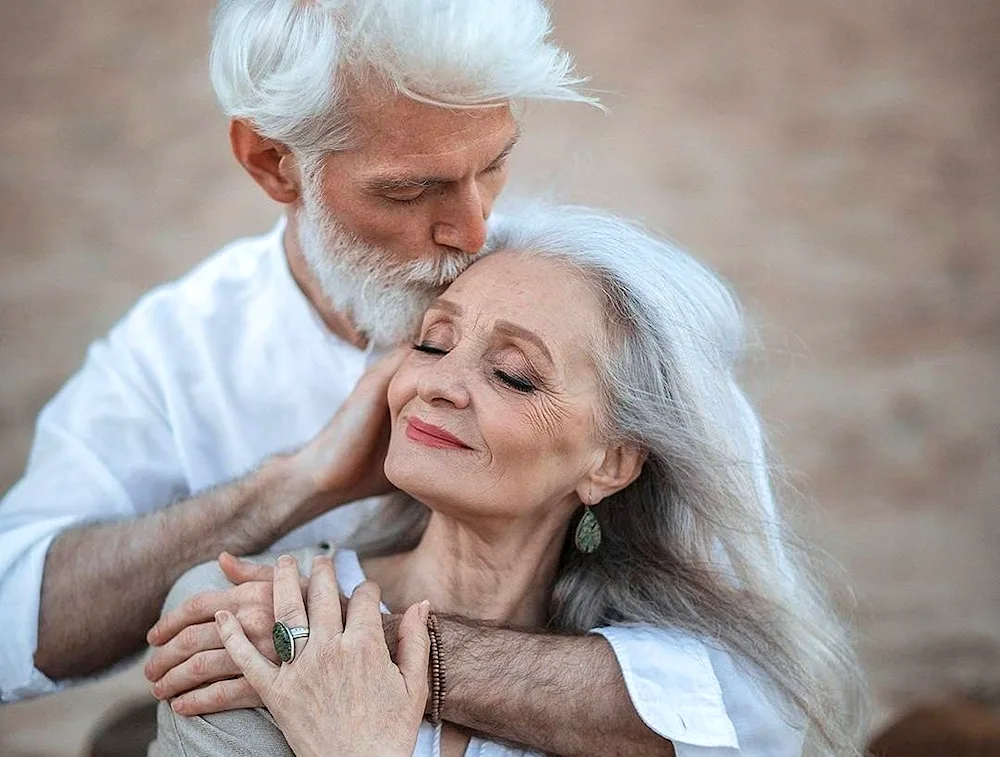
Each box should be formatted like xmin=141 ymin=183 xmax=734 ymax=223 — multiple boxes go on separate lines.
xmin=386 ymin=366 xmax=412 ymax=418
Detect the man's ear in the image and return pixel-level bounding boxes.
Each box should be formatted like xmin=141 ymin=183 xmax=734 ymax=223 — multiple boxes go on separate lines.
xmin=229 ymin=119 xmax=302 ymax=204
xmin=576 ymin=443 xmax=648 ymax=505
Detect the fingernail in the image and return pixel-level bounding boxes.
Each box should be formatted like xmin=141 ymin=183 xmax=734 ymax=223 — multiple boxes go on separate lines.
xmin=277 ymin=554 xmax=294 ymax=567
xmin=419 ymin=600 xmax=430 ymax=623
xmin=171 ymin=699 xmax=185 ymax=714
xmin=215 ymin=610 xmax=229 ymax=623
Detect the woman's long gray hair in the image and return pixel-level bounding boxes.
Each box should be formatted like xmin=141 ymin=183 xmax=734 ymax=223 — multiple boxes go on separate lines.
xmin=350 ymin=203 xmax=867 ymax=755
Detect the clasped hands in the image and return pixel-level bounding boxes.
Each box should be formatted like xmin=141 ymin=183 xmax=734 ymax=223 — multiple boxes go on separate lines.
xmin=147 ymin=553 xmax=430 ymax=757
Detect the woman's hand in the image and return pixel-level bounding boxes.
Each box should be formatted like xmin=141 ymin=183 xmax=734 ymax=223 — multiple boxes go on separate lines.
xmin=215 ymin=553 xmax=430 ymax=757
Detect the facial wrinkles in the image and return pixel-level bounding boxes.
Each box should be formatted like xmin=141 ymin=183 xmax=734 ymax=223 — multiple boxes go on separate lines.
xmin=461 ymin=316 xmax=590 ymax=485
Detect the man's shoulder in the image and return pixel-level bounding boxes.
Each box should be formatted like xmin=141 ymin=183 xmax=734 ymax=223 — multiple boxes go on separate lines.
xmin=147 ymin=221 xmax=285 ymax=316
xmin=115 ymin=220 xmax=288 ymax=342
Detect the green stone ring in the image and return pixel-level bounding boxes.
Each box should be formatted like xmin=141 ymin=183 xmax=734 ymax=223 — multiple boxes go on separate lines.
xmin=272 ymin=621 xmax=310 ymax=664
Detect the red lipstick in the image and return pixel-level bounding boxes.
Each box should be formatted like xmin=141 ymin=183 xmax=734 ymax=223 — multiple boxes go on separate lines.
xmin=405 ymin=418 xmax=471 ymax=450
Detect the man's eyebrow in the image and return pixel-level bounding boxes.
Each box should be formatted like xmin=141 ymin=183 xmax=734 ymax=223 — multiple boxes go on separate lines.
xmin=364 ymin=176 xmax=439 ymax=193
xmin=495 ymin=320 xmax=552 ymax=362
xmin=364 ymin=131 xmax=522 ymax=194
xmin=485 ymin=132 xmax=520 ymax=169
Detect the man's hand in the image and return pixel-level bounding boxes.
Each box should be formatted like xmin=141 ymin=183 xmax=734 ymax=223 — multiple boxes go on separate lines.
xmin=284 ymin=348 xmax=407 ymax=529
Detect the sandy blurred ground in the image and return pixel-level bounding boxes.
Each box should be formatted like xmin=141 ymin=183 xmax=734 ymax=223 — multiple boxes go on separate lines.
xmin=1 ymin=0 xmax=998 ymax=753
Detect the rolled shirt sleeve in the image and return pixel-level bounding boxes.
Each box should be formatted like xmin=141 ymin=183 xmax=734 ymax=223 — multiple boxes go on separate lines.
xmin=0 ymin=322 xmax=187 ymax=702
xmin=592 ymin=625 xmax=806 ymax=757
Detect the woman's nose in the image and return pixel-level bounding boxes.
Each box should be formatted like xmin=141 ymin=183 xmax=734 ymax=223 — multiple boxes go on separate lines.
xmin=415 ymin=353 xmax=472 ymax=409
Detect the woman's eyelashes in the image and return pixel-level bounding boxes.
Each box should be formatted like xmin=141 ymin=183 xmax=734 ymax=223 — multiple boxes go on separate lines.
xmin=412 ymin=342 xmax=539 ymax=394
xmin=493 ymin=370 xmax=536 ymax=393
xmin=412 ymin=342 xmax=448 ymax=355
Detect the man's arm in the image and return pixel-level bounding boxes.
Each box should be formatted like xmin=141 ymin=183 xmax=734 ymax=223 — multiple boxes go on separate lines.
xmin=23 ymin=350 xmax=403 ymax=686
xmin=33 ymin=457 xmax=300 ymax=680
xmin=414 ymin=618 xmax=675 ymax=757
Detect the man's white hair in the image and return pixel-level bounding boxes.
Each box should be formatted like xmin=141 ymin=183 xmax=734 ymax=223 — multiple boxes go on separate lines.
xmin=210 ymin=0 xmax=595 ymax=154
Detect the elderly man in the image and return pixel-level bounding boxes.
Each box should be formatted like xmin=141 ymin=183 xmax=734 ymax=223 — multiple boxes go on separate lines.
xmin=0 ymin=1 xmax=804 ymax=756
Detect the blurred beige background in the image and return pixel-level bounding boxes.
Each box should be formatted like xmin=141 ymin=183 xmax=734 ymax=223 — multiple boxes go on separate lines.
xmin=1 ymin=0 xmax=998 ymax=754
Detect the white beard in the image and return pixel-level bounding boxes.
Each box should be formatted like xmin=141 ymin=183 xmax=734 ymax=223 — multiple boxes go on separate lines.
xmin=296 ymin=179 xmax=481 ymax=347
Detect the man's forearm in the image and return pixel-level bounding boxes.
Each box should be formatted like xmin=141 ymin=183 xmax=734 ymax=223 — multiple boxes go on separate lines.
xmin=33 ymin=456 xmax=305 ymax=681
xmin=435 ymin=618 xmax=674 ymax=757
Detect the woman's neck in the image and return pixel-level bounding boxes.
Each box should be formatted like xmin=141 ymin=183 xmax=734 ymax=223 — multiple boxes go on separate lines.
xmin=361 ymin=511 xmax=571 ymax=627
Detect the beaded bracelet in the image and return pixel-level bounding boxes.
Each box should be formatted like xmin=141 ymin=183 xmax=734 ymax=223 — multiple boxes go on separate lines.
xmin=427 ymin=612 xmax=446 ymax=725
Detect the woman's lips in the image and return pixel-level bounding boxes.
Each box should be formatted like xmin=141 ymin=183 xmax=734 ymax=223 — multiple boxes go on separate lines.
xmin=405 ymin=417 xmax=471 ymax=450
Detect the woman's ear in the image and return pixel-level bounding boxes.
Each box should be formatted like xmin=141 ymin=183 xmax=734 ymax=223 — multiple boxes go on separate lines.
xmin=229 ymin=119 xmax=302 ymax=204
xmin=577 ymin=443 xmax=648 ymax=505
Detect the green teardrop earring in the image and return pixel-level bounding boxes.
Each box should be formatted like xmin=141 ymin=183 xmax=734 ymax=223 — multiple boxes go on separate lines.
xmin=574 ymin=505 xmax=602 ymax=554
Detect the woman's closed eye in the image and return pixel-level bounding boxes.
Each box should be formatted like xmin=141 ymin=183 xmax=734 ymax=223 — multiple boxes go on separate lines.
xmin=412 ymin=342 xmax=448 ymax=355
xmin=494 ymin=370 xmax=535 ymax=393
xmin=413 ymin=342 xmax=538 ymax=393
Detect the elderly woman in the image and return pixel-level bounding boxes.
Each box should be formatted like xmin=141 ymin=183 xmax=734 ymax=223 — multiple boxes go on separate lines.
xmin=149 ymin=204 xmax=865 ymax=757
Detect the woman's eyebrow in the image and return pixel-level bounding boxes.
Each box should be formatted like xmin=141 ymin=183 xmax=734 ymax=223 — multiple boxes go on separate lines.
xmin=426 ymin=299 xmax=464 ymax=317
xmin=494 ymin=320 xmax=552 ymax=362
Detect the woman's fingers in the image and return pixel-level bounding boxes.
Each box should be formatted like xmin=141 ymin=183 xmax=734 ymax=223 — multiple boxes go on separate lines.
xmin=396 ymin=601 xmax=431 ymax=701
xmin=215 ymin=610 xmax=276 ymax=696
xmin=148 ymin=587 xmax=234 ymax=645
xmin=219 ymin=551 xmax=274 ymax=584
xmin=272 ymin=554 xmax=308 ymax=631
xmin=170 ymin=676 xmax=265 ymax=716
xmin=345 ymin=580 xmax=386 ymax=639
xmin=307 ymin=555 xmax=343 ymax=635
xmin=145 ymin=620 xmax=220 ymax=682
xmin=151 ymin=648 xmax=239 ymax=701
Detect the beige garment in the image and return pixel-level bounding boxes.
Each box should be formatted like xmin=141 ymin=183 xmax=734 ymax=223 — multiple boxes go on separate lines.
xmin=147 ymin=545 xmax=328 ymax=757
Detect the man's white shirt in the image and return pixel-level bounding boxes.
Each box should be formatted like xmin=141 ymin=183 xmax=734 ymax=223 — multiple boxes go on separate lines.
xmin=0 ymin=219 xmax=805 ymax=755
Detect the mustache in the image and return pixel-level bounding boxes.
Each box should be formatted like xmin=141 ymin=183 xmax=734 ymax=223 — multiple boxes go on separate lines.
xmin=395 ymin=248 xmax=485 ymax=287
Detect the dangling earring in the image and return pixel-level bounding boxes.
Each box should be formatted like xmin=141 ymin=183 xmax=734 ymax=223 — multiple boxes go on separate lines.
xmin=574 ymin=502 xmax=602 ymax=554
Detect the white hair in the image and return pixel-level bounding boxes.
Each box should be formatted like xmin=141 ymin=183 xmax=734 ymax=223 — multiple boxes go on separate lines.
xmin=210 ymin=0 xmax=595 ymax=154
xmin=350 ymin=203 xmax=868 ymax=755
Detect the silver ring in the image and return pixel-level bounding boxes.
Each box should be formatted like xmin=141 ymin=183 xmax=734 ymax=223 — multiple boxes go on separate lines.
xmin=272 ymin=621 xmax=310 ymax=664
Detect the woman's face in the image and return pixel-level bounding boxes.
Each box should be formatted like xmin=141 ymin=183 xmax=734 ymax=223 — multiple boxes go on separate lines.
xmin=384 ymin=250 xmax=609 ymax=528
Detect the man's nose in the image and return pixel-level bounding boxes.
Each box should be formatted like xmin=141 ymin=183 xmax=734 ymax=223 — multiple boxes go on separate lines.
xmin=431 ymin=181 xmax=488 ymax=254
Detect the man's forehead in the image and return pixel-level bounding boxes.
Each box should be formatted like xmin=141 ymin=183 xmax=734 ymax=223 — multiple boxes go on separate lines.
xmin=352 ymin=91 xmax=516 ymax=162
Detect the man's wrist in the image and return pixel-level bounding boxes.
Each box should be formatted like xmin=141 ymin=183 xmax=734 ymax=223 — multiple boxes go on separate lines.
xmin=222 ymin=453 xmax=315 ymax=554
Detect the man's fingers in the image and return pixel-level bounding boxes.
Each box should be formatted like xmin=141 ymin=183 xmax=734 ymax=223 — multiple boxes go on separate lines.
xmin=170 ymin=676 xmax=264 ymax=716
xmin=148 ymin=589 xmax=233 ymax=646
xmin=151 ymin=648 xmax=240 ymax=700
xmin=219 ymin=551 xmax=273 ymax=584
xmin=215 ymin=610 xmax=276 ymax=697
xmin=344 ymin=580 xmax=386 ymax=639
xmin=396 ymin=601 xmax=431 ymax=701
xmin=144 ymin=621 xmax=220 ymax=682
xmin=273 ymin=555 xmax=308 ymax=630
xmin=306 ymin=555 xmax=343 ymax=635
